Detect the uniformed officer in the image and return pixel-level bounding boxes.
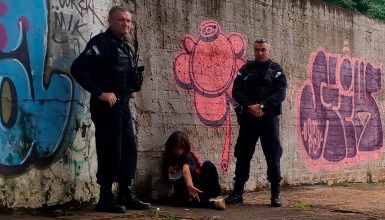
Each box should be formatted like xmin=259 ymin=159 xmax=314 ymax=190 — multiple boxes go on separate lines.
xmin=225 ymin=39 xmax=287 ymax=207
xmin=70 ymin=6 xmax=151 ymax=213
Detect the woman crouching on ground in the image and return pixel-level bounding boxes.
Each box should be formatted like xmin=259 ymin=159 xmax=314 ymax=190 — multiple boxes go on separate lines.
xmin=163 ymin=131 xmax=225 ymax=210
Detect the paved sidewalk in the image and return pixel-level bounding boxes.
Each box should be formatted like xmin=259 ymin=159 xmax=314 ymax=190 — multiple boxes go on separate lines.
xmin=1 ymin=183 xmax=385 ymax=220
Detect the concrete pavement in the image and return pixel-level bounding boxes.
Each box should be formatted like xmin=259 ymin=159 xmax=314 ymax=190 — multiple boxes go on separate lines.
xmin=1 ymin=183 xmax=384 ymax=220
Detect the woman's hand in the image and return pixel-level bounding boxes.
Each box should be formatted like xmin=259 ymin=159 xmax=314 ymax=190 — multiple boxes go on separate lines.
xmin=187 ymin=184 xmax=203 ymax=202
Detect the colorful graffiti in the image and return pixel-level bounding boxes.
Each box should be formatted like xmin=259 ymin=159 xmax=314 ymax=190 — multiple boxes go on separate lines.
xmin=296 ymin=47 xmax=383 ymax=171
xmin=173 ymin=20 xmax=246 ymax=172
xmin=0 ymin=0 xmax=75 ymax=175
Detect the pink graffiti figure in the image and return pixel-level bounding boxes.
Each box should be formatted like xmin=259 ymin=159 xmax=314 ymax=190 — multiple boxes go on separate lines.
xmin=296 ymin=47 xmax=383 ymax=171
xmin=173 ymin=20 xmax=246 ymax=172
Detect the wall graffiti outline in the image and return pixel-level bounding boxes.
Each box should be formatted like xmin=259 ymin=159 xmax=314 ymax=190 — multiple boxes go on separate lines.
xmin=0 ymin=0 xmax=75 ymax=175
xmin=173 ymin=20 xmax=246 ymax=172
xmin=296 ymin=47 xmax=383 ymax=171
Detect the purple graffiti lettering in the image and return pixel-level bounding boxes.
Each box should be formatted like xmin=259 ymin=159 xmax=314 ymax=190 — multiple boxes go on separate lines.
xmin=296 ymin=48 xmax=383 ymax=171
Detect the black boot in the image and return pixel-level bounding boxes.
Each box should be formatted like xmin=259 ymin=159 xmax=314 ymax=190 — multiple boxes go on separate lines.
xmin=225 ymin=181 xmax=244 ymax=204
xmin=95 ymin=184 xmax=126 ymax=213
xmin=270 ymin=182 xmax=282 ymax=207
xmin=118 ymin=182 xmax=152 ymax=210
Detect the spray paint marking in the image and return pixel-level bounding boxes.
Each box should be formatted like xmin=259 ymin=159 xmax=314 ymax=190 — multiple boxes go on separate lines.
xmin=173 ymin=20 xmax=246 ymax=172
xmin=0 ymin=0 xmax=75 ymax=175
xmin=296 ymin=48 xmax=383 ymax=171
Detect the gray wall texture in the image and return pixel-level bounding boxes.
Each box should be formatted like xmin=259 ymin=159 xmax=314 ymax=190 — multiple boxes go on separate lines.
xmin=1 ymin=0 xmax=385 ymax=208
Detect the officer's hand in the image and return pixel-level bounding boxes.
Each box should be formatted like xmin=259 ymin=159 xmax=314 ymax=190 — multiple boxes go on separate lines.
xmin=249 ymin=104 xmax=264 ymax=118
xmin=98 ymin=93 xmax=117 ymax=107
xmin=187 ymin=185 xmax=202 ymax=202
xmin=130 ymin=92 xmax=137 ymax=99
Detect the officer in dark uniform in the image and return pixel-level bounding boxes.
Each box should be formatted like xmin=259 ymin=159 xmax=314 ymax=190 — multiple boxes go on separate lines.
xmin=225 ymin=39 xmax=287 ymax=207
xmin=70 ymin=6 xmax=150 ymax=213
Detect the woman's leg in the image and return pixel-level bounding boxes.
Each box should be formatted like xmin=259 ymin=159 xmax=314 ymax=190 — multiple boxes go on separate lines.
xmin=200 ymin=162 xmax=226 ymax=210
xmin=200 ymin=161 xmax=221 ymax=200
xmin=171 ymin=164 xmax=223 ymax=209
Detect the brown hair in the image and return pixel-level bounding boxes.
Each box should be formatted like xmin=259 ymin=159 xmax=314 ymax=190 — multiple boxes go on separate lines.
xmin=164 ymin=131 xmax=191 ymax=165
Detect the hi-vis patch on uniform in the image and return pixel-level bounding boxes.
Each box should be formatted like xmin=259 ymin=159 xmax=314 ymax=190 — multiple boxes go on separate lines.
xmin=275 ymin=71 xmax=282 ymax=78
xmin=92 ymin=45 xmax=101 ymax=56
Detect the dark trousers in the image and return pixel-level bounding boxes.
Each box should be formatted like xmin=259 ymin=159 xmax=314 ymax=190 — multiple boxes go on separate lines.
xmin=172 ymin=161 xmax=221 ymax=208
xmin=234 ymin=115 xmax=282 ymax=186
xmin=90 ymin=97 xmax=137 ymax=186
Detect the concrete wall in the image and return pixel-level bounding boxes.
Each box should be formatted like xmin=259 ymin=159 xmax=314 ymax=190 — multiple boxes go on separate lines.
xmin=0 ymin=0 xmax=123 ymax=208
xmin=1 ymin=0 xmax=385 ymax=208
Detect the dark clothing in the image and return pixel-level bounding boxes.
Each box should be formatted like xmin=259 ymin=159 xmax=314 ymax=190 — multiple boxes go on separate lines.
xmin=232 ymin=59 xmax=286 ymax=188
xmin=91 ymin=97 xmax=137 ymax=185
xmin=171 ymin=161 xmax=220 ymax=208
xmin=71 ymin=29 xmax=139 ymax=186
xmin=233 ymin=59 xmax=286 ymax=117
xmin=181 ymin=151 xmax=201 ymax=175
xmin=234 ymin=115 xmax=282 ymax=184
xmin=71 ymin=28 xmax=138 ymax=98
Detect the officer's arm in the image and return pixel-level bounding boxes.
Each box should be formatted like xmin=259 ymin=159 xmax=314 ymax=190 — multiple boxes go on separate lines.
xmin=232 ymin=68 xmax=254 ymax=107
xmin=261 ymin=71 xmax=287 ymax=108
xmin=70 ymin=38 xmax=103 ymax=97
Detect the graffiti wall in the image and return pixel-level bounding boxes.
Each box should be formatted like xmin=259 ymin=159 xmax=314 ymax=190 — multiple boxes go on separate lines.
xmin=0 ymin=0 xmax=75 ymax=175
xmin=173 ymin=19 xmax=246 ymax=172
xmin=134 ymin=0 xmax=385 ymax=196
xmin=296 ymin=48 xmax=383 ymax=171
xmin=0 ymin=0 xmax=115 ymax=208
xmin=3 ymin=0 xmax=385 ymax=209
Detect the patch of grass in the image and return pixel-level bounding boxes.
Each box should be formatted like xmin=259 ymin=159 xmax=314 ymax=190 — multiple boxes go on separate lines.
xmin=292 ymin=201 xmax=311 ymax=210
xmin=145 ymin=209 xmax=187 ymax=220
xmin=161 ymin=216 xmax=183 ymax=220
xmin=145 ymin=209 xmax=160 ymax=218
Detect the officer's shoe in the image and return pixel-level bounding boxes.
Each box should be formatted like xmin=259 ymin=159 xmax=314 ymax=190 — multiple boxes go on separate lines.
xmin=225 ymin=194 xmax=244 ymax=204
xmin=119 ymin=196 xmax=152 ymax=210
xmin=270 ymin=195 xmax=282 ymax=207
xmin=118 ymin=183 xmax=152 ymax=210
xmin=95 ymin=199 xmax=126 ymax=213
xmin=118 ymin=188 xmax=152 ymax=210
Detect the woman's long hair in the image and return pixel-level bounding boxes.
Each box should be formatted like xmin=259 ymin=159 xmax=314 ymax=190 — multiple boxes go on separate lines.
xmin=163 ymin=131 xmax=191 ymax=167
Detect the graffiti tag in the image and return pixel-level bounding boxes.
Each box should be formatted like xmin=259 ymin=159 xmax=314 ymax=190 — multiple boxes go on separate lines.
xmin=296 ymin=48 xmax=383 ymax=171
xmin=173 ymin=20 xmax=246 ymax=172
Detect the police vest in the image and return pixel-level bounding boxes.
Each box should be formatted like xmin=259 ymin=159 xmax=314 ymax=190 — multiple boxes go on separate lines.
xmin=93 ymin=31 xmax=143 ymax=95
xmin=240 ymin=60 xmax=282 ymax=115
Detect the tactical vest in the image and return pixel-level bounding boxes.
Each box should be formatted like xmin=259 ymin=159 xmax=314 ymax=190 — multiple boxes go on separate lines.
xmin=240 ymin=60 xmax=282 ymax=116
xmin=93 ymin=31 xmax=143 ymax=95
xmin=110 ymin=37 xmax=135 ymax=95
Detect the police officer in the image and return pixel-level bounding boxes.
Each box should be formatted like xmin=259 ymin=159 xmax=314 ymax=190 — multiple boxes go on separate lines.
xmin=225 ymin=39 xmax=287 ymax=207
xmin=71 ymin=6 xmax=151 ymax=213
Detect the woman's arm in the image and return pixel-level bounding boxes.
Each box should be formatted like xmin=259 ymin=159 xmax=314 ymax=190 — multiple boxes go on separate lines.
xmin=182 ymin=164 xmax=202 ymax=202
